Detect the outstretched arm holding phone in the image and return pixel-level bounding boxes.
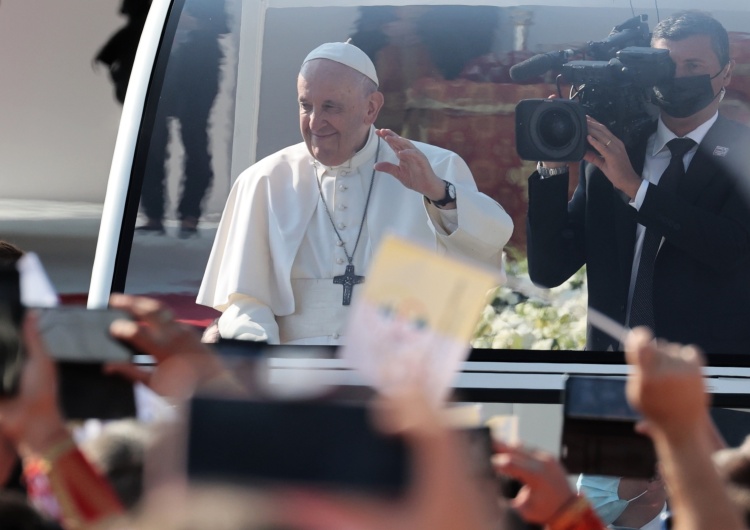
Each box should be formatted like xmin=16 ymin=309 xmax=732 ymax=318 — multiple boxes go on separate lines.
xmin=625 ymin=328 xmax=746 ymax=530
xmin=0 ymin=312 xmax=125 ymax=529
xmin=275 ymin=388 xmax=501 ymax=530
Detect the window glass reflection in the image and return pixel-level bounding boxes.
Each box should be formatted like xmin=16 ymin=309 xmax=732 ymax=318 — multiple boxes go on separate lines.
xmin=124 ymin=2 xmax=750 ymax=351
xmin=125 ymin=0 xmax=239 ymax=326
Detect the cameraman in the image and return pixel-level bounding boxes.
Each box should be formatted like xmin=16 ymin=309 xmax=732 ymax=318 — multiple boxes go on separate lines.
xmin=526 ymin=10 xmax=750 ymax=354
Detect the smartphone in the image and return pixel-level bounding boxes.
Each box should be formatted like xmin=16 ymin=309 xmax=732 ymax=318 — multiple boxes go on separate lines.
xmin=35 ymin=306 xmax=138 ymax=420
xmin=0 ymin=265 xmax=24 ymax=396
xmin=35 ymin=306 xmax=135 ymax=362
xmin=186 ymin=397 xmax=410 ymax=497
xmin=560 ymin=375 xmax=657 ymax=478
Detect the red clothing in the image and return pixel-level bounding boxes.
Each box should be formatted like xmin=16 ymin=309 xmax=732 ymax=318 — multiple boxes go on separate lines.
xmin=24 ymin=438 xmax=125 ymax=529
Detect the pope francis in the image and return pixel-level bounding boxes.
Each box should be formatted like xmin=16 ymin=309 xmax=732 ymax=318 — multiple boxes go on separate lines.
xmin=197 ymin=41 xmax=514 ymax=344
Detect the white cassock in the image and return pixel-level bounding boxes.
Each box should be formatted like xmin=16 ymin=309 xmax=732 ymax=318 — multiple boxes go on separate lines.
xmin=197 ymin=126 xmax=513 ymax=344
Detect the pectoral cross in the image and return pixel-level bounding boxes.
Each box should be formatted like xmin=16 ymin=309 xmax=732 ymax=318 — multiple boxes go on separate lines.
xmin=333 ymin=264 xmax=365 ymax=306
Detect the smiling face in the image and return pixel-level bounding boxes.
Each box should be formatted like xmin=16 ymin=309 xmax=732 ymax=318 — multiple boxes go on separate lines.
xmin=297 ymin=59 xmax=383 ymax=167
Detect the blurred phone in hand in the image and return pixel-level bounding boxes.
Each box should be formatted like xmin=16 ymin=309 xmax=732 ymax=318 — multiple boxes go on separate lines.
xmin=35 ymin=306 xmax=135 ymax=362
xmin=35 ymin=306 xmax=138 ymax=420
xmin=187 ymin=397 xmax=411 ymax=497
xmin=560 ymin=375 xmax=656 ymax=478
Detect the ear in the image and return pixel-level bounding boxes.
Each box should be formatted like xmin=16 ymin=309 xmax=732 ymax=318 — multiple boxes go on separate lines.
xmin=365 ymin=91 xmax=385 ymax=125
xmin=723 ymin=59 xmax=735 ymax=88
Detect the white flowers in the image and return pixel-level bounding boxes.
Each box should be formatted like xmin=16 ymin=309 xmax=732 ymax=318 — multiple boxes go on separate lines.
xmin=472 ymin=260 xmax=588 ymax=350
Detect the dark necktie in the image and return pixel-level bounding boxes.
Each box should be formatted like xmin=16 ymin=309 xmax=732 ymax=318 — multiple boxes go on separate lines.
xmin=628 ymin=137 xmax=696 ymax=331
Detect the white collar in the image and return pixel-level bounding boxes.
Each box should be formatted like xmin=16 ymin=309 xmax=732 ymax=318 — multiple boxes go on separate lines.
xmin=651 ymin=112 xmax=718 ymax=156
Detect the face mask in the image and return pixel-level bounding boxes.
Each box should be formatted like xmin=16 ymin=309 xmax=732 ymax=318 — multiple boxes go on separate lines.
xmin=652 ymin=67 xmax=726 ymax=119
xmin=577 ymin=475 xmax=649 ymax=525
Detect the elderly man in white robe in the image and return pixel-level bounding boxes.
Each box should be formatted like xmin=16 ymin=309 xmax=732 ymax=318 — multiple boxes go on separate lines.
xmin=197 ymin=41 xmax=513 ymax=345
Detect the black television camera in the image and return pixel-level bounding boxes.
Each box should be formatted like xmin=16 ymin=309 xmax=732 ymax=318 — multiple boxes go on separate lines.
xmin=513 ymin=15 xmax=675 ymax=161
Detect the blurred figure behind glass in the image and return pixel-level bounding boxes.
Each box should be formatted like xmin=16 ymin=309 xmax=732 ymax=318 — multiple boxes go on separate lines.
xmin=94 ymin=0 xmax=152 ymax=104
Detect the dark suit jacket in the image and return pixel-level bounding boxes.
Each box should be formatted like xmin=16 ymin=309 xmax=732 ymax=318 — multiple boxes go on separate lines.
xmin=526 ymin=115 xmax=750 ymax=354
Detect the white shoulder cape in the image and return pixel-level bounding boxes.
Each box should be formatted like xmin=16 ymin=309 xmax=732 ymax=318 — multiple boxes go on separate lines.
xmin=197 ymin=137 xmax=513 ymax=317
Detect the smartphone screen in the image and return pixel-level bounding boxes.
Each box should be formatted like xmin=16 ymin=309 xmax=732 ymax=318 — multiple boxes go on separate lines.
xmin=35 ymin=307 xmax=135 ymax=362
xmin=561 ymin=375 xmax=656 ymax=478
xmin=187 ymin=397 xmax=410 ymax=496
xmin=0 ymin=265 xmax=24 ymax=396
xmin=563 ymin=376 xmax=641 ymax=421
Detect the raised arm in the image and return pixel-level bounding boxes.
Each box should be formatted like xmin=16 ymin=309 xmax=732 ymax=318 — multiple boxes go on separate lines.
xmin=3 ymin=313 xmax=125 ymax=529
xmin=625 ymin=328 xmax=746 ymax=530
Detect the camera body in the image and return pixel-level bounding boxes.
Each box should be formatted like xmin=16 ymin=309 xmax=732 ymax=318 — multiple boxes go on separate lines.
xmin=515 ymin=15 xmax=676 ymax=161
xmin=563 ymin=47 xmax=673 ymax=148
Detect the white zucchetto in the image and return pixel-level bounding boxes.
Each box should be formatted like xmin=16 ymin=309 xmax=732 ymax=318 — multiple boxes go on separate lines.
xmin=301 ymin=41 xmax=379 ymax=87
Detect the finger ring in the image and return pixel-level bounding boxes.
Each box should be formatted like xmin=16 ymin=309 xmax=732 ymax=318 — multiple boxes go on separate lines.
xmin=605 ymin=139 xmax=612 ymax=147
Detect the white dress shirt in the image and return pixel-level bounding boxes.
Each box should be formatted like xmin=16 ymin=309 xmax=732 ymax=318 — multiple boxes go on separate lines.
xmin=625 ymin=113 xmax=719 ymax=324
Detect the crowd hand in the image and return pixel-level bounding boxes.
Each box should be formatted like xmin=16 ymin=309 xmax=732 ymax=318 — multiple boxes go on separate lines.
xmin=625 ymin=327 xmax=711 ymax=443
xmin=583 ymin=116 xmax=642 ymax=199
xmin=0 ymin=312 xmax=68 ymax=456
xmin=105 ymin=294 xmax=236 ymax=402
xmin=374 ymin=129 xmax=453 ymax=207
xmin=625 ymin=334 xmax=745 ymax=530
xmin=492 ymin=442 xmax=577 ymax=526
xmin=277 ymin=388 xmax=499 ymax=530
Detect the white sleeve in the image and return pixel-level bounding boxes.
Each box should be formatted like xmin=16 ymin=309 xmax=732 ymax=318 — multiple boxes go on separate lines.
xmin=424 ymin=198 xmax=459 ymax=235
xmin=428 ymin=151 xmax=513 ymax=264
xmin=217 ymin=294 xmax=281 ymax=344
xmin=431 ymin=182 xmax=513 ymax=267
xmin=630 ymin=180 xmax=650 ymax=210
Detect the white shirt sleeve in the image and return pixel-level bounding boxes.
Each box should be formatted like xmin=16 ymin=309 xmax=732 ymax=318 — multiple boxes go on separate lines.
xmin=425 ymin=198 xmax=459 ymax=235
xmin=217 ymin=294 xmax=281 ymax=344
xmin=630 ymin=180 xmax=650 ymax=210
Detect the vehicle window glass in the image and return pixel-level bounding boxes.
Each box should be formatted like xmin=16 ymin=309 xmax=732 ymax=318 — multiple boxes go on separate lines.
xmin=122 ymin=0 xmax=240 ymax=326
xmin=121 ymin=1 xmax=750 ymax=354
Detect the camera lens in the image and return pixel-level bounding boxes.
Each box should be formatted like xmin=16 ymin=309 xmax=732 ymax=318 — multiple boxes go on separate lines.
xmin=538 ymin=109 xmax=577 ymax=149
xmin=527 ymin=101 xmax=586 ymax=160
xmin=515 ymin=98 xmax=587 ymax=161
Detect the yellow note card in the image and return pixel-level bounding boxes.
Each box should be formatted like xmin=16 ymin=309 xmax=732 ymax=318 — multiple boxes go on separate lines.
xmin=340 ymin=234 xmax=502 ymax=404
xmin=359 ymin=235 xmax=500 ymax=342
